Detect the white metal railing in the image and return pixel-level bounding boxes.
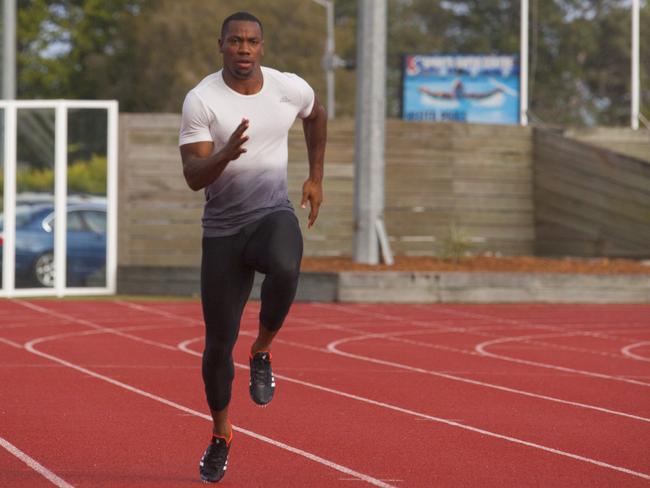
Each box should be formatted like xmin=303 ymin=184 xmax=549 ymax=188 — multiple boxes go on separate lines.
xmin=0 ymin=100 xmax=118 ymax=298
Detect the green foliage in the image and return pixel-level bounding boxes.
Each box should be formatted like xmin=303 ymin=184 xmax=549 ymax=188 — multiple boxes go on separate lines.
xmin=15 ymin=0 xmax=650 ymax=125
xmin=438 ymin=223 xmax=475 ymax=263
xmin=17 ymin=0 xmax=145 ymax=100
xmin=68 ymin=155 xmax=107 ymax=194
xmin=14 ymin=155 xmax=106 ymax=195
xmin=17 ymin=166 xmax=54 ymax=193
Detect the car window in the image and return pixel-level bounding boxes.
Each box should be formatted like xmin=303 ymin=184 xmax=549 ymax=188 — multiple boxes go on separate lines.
xmin=67 ymin=211 xmax=85 ymax=231
xmin=84 ymin=211 xmax=107 ymax=234
xmin=44 ymin=210 xmax=87 ymax=232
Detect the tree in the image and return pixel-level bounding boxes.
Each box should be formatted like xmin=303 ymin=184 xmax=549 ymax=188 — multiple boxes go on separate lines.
xmin=15 ymin=0 xmax=650 ymax=126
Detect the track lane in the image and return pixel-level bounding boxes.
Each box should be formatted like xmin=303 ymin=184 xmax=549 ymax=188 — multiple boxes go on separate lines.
xmin=5 ymin=300 xmax=648 ymax=486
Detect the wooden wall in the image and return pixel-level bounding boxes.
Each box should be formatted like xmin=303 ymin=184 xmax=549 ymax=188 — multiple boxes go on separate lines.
xmin=565 ymin=127 xmax=650 ymax=163
xmin=534 ymin=128 xmax=650 ymax=258
xmin=118 ymin=115 xmax=535 ymax=267
xmin=118 ymin=114 xmax=204 ymax=268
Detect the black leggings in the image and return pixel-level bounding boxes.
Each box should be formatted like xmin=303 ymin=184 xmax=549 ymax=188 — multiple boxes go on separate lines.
xmin=200 ymin=210 xmax=303 ymax=411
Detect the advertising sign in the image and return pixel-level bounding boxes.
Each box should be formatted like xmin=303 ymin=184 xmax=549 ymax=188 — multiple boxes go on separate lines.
xmin=402 ymin=54 xmax=520 ymax=125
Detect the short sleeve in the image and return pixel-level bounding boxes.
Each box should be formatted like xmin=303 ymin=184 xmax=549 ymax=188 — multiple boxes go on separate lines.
xmin=179 ymin=91 xmax=214 ymax=146
xmin=286 ymin=73 xmax=315 ymax=119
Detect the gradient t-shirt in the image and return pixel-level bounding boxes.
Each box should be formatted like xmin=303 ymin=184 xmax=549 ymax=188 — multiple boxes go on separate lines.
xmin=179 ymin=67 xmax=315 ymax=237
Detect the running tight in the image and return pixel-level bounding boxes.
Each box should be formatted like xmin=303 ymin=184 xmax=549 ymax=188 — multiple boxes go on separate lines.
xmin=200 ymin=210 xmax=303 ymax=411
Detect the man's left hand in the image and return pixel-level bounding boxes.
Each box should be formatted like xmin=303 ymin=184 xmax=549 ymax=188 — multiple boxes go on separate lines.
xmin=301 ymin=179 xmax=323 ymax=228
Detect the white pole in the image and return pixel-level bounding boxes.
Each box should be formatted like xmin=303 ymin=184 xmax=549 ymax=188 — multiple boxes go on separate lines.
xmin=631 ymin=0 xmax=640 ymax=130
xmin=520 ymin=0 xmax=529 ymax=126
xmin=325 ymin=0 xmax=335 ymax=119
xmin=312 ymin=0 xmax=336 ymax=120
xmin=2 ymin=0 xmax=16 ymax=99
xmin=54 ymin=103 xmax=68 ymax=296
xmin=2 ymin=105 xmax=17 ymax=295
xmin=353 ymin=0 xmax=392 ymax=264
xmin=106 ymin=101 xmax=119 ymax=294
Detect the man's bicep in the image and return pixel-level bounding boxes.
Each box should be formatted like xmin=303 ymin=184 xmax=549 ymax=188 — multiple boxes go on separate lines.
xmin=303 ymin=95 xmax=325 ymax=121
xmin=180 ymin=141 xmax=214 ymax=162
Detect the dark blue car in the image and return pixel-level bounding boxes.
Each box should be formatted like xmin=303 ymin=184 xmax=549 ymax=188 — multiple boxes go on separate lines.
xmin=0 ymin=202 xmax=107 ymax=287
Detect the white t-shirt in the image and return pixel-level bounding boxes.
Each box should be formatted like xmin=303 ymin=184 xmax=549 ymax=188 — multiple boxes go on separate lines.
xmin=179 ymin=67 xmax=315 ymax=236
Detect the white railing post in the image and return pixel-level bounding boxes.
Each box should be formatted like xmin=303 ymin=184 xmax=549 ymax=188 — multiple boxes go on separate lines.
xmin=0 ymin=99 xmax=118 ymax=298
xmin=54 ymin=102 xmax=68 ymax=296
xmin=106 ymin=101 xmax=119 ymax=294
xmin=2 ymin=105 xmax=17 ymax=295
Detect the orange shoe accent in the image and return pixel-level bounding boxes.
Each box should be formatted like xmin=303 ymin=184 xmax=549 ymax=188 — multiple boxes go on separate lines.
xmin=212 ymin=431 xmax=233 ymax=446
xmin=249 ymin=350 xmax=272 ymax=361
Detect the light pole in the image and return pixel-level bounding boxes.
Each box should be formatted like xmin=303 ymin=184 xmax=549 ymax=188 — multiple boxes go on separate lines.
xmin=520 ymin=0 xmax=528 ymax=126
xmin=311 ymin=0 xmax=335 ymax=119
xmin=3 ymin=0 xmax=16 ymax=99
xmin=631 ymin=0 xmax=640 ymax=130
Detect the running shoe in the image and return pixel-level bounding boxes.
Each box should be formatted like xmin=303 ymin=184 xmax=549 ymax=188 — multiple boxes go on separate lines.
xmin=249 ymin=351 xmax=275 ymax=405
xmin=199 ymin=434 xmax=231 ymax=483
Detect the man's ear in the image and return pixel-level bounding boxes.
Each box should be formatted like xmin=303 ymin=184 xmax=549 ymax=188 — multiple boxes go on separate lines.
xmin=218 ymin=38 xmax=224 ymax=53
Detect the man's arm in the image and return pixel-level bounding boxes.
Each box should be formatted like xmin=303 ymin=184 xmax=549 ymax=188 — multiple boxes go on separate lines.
xmin=300 ymin=96 xmax=327 ymax=228
xmin=180 ymin=118 xmax=249 ymax=191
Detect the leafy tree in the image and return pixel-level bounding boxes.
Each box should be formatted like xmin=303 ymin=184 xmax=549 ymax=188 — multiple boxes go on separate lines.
xmin=17 ymin=0 xmax=144 ymax=100
xmin=14 ymin=0 xmax=650 ymax=126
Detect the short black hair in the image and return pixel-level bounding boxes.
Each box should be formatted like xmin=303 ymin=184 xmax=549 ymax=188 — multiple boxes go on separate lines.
xmin=221 ymin=11 xmax=263 ymax=39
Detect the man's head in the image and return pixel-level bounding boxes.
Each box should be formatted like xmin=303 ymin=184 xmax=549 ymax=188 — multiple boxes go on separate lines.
xmin=219 ymin=12 xmax=264 ymax=80
xmin=221 ymin=11 xmax=263 ymax=39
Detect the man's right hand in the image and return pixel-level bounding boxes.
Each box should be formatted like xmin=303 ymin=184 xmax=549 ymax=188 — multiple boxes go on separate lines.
xmin=221 ymin=118 xmax=249 ymax=162
xmin=179 ymin=118 xmax=250 ymax=191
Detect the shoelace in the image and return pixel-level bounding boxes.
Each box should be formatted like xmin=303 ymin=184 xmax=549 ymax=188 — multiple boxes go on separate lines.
xmin=251 ymin=355 xmax=272 ymax=384
xmin=204 ymin=441 xmax=228 ymax=470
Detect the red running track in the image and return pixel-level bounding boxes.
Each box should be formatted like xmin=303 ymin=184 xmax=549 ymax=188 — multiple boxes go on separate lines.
xmin=1 ymin=299 xmax=649 ymax=487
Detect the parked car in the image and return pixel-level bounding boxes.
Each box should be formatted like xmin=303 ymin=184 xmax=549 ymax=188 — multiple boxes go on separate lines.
xmin=0 ymin=202 xmax=107 ymax=287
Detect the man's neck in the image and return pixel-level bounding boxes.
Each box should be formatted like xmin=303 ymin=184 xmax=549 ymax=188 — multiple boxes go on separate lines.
xmin=222 ymin=68 xmax=264 ymax=95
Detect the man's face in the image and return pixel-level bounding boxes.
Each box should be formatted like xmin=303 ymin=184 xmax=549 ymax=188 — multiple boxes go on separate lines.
xmin=219 ymin=20 xmax=264 ymax=80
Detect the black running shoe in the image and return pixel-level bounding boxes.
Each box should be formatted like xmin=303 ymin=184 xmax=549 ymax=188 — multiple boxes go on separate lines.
xmin=199 ymin=434 xmax=231 ymax=483
xmin=249 ymin=351 xmax=275 ymax=406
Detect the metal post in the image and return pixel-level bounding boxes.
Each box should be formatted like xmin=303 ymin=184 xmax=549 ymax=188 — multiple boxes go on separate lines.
xmin=353 ymin=0 xmax=392 ymax=265
xmin=54 ymin=103 xmax=68 ymax=296
xmin=325 ymin=0 xmax=335 ymax=119
xmin=631 ymin=0 xmax=640 ymax=130
xmin=520 ymin=0 xmax=529 ymax=126
xmin=2 ymin=0 xmax=16 ymax=99
xmin=2 ymin=105 xmax=17 ymax=295
xmin=106 ymin=101 xmax=119 ymax=294
xmin=312 ymin=0 xmax=336 ymax=120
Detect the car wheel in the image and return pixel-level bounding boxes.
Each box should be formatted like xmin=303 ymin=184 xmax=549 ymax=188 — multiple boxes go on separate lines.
xmin=33 ymin=252 xmax=55 ymax=287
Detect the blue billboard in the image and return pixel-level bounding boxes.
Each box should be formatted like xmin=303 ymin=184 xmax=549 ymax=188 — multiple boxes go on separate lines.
xmin=402 ymin=54 xmax=521 ymax=125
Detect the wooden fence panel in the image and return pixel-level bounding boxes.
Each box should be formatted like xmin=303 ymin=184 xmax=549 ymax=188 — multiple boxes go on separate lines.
xmin=534 ymin=128 xmax=650 ymax=258
xmin=119 ymin=115 xmax=535 ymax=267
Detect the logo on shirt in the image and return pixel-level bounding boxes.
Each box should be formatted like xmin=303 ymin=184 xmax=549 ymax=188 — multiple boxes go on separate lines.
xmin=279 ymin=96 xmax=291 ymax=103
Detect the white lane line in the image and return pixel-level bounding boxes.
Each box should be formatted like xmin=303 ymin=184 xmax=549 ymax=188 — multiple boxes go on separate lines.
xmin=0 ymin=337 xmax=23 ymax=348
xmin=0 ymin=436 xmax=75 ymax=488
xmin=131 ymin=301 xmax=650 ymax=423
xmin=432 ymin=305 xmax=649 ymax=344
xmin=178 ymin=336 xmax=650 ymax=482
xmin=16 ymin=334 xmax=395 ymax=487
xmin=326 ymin=304 xmax=650 ymax=382
xmin=13 ymin=300 xmax=182 ymax=351
xmin=323 ymin=333 xmax=650 ymax=424
xmin=475 ymin=335 xmax=650 ymax=388
xmin=622 ymin=342 xmax=650 ymax=362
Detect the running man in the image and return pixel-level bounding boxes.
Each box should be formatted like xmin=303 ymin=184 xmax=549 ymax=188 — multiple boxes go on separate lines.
xmin=178 ymin=11 xmax=326 ymax=484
